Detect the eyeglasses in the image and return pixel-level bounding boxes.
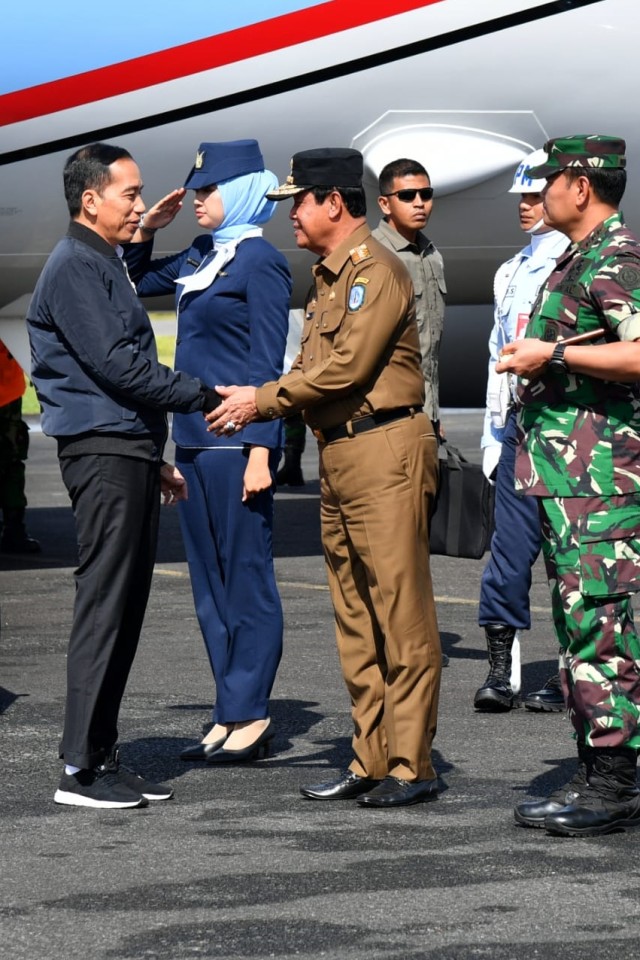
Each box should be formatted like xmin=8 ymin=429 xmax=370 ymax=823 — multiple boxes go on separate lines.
xmin=383 ymin=188 xmax=434 ymax=203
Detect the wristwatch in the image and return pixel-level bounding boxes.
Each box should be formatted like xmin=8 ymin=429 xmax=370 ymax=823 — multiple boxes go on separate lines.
xmin=547 ymin=341 xmax=569 ymax=375
xmin=138 ymin=214 xmax=157 ymax=235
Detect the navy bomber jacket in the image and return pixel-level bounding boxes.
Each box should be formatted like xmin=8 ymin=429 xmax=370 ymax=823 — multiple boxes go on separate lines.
xmin=27 ymin=222 xmax=207 ymax=453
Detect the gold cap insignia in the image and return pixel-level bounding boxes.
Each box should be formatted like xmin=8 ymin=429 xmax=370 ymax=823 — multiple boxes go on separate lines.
xmin=195 ymin=150 xmax=205 ymax=170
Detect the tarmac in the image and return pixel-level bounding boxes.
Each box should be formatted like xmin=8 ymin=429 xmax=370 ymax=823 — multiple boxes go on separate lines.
xmin=2 ymin=411 xmax=640 ymax=960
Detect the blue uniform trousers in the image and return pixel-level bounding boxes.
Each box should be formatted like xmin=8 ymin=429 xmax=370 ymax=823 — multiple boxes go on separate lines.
xmin=176 ymin=447 xmax=283 ymax=724
xmin=479 ymin=410 xmax=541 ymax=629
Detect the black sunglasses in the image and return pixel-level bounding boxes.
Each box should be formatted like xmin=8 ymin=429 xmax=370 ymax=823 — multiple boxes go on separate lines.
xmin=384 ymin=188 xmax=434 ymax=203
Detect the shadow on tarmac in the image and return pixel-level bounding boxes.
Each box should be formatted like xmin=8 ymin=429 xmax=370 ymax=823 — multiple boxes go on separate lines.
xmin=3 ymin=420 xmax=640 ymax=959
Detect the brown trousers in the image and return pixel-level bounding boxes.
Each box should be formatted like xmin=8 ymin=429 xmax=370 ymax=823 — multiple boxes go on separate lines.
xmin=319 ymin=412 xmax=441 ymax=781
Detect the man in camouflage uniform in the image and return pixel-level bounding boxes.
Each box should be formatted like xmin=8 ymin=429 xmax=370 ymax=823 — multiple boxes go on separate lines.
xmin=498 ymin=135 xmax=640 ymax=836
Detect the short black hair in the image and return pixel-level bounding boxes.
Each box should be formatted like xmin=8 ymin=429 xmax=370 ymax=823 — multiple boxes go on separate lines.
xmin=309 ymin=185 xmax=367 ymax=219
xmin=378 ymin=158 xmax=430 ymax=196
xmin=564 ymin=166 xmax=626 ymax=207
xmin=63 ymin=142 xmax=133 ymax=217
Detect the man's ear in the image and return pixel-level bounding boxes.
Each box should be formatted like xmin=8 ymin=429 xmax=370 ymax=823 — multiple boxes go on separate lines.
xmin=326 ymin=189 xmax=344 ymax=220
xmin=378 ymin=195 xmax=391 ymax=216
xmin=82 ymin=188 xmax=100 ymax=218
xmin=574 ymin=174 xmax=591 ymax=205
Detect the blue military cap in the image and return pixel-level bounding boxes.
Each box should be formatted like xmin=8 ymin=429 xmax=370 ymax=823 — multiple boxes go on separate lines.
xmin=183 ymin=139 xmax=265 ymax=190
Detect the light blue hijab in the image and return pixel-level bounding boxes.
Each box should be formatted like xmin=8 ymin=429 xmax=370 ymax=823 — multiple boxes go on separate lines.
xmin=214 ymin=169 xmax=279 ymax=243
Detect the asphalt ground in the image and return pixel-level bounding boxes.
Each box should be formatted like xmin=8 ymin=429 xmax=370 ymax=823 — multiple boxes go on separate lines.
xmin=2 ymin=411 xmax=640 ymax=960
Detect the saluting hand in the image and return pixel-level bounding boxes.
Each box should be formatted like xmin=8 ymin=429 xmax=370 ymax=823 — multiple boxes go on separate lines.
xmin=137 ymin=188 xmax=187 ymax=235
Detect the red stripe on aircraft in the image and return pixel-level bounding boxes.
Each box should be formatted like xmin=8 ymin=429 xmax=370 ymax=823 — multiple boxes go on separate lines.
xmin=1 ymin=0 xmax=443 ymax=127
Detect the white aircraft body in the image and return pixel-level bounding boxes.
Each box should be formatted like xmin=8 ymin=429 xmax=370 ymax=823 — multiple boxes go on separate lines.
xmin=1 ymin=0 xmax=637 ymax=404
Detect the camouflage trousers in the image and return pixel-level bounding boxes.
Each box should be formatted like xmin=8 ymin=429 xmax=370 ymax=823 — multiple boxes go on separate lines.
xmin=539 ymin=494 xmax=640 ymax=750
xmin=0 ymin=398 xmax=29 ymax=511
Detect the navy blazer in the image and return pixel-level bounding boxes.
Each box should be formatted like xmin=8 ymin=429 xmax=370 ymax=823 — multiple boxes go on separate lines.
xmin=126 ymin=234 xmax=291 ymax=449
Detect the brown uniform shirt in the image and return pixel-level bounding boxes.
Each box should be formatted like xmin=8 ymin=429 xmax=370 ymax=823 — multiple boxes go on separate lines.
xmin=255 ymin=223 xmax=424 ymax=430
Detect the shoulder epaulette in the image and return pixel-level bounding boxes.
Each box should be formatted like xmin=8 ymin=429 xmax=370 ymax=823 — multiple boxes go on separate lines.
xmin=349 ymin=244 xmax=372 ymax=266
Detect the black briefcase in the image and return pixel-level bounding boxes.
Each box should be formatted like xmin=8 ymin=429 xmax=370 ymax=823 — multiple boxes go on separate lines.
xmin=429 ymin=442 xmax=494 ymax=560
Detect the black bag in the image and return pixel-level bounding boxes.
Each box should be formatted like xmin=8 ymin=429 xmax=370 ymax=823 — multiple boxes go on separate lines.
xmin=429 ymin=441 xmax=494 ymax=560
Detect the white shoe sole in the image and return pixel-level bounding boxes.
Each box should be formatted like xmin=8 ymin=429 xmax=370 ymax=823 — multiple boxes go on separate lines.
xmin=141 ymin=790 xmax=173 ymax=801
xmin=54 ymin=789 xmax=147 ymax=808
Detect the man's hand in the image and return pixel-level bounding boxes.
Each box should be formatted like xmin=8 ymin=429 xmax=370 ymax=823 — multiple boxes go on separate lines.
xmin=205 ymin=385 xmax=260 ymax=435
xmin=496 ymin=339 xmax=554 ymax=379
xmin=160 ymin=462 xmax=188 ymax=505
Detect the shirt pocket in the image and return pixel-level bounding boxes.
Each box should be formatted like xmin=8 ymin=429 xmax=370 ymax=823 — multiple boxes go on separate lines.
xmin=432 ymin=257 xmax=447 ymax=296
xmin=533 ymin=293 xmax=580 ymax=341
xmin=317 ymin=307 xmax=344 ymax=336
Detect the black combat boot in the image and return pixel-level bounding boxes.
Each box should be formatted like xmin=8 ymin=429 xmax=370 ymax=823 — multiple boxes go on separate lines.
xmin=473 ymin=623 xmax=517 ymax=711
xmin=514 ymin=742 xmax=589 ymax=828
xmin=544 ymin=747 xmax=640 ymax=836
xmin=0 ymin=508 xmax=41 ymax=554
xmin=276 ymin=446 xmax=305 ymax=487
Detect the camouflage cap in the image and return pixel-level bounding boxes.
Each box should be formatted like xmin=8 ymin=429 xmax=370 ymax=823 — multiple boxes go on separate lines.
xmin=527 ymin=135 xmax=626 ymax=178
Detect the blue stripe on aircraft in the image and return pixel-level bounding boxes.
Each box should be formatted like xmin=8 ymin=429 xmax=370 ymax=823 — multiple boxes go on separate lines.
xmin=1 ymin=0 xmax=326 ymax=95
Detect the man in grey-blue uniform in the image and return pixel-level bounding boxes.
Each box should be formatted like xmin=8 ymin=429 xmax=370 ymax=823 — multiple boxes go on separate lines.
xmin=474 ymin=150 xmax=568 ymax=713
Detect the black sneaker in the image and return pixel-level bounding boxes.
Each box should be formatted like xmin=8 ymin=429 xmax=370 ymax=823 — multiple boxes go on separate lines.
xmin=107 ymin=748 xmax=174 ymax=801
xmin=54 ymin=766 xmax=148 ymax=808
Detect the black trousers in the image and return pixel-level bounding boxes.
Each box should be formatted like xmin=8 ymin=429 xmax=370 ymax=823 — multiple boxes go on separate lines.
xmin=59 ymin=454 xmax=160 ymax=768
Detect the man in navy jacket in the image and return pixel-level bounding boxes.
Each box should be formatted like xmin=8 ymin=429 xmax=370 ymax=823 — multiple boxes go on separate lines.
xmin=27 ymin=142 xmax=219 ymax=809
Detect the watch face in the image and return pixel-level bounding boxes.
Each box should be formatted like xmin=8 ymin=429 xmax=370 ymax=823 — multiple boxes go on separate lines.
xmin=548 ymin=343 xmax=568 ymax=374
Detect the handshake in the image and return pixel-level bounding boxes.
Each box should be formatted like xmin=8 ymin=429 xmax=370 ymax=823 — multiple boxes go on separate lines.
xmin=200 ymin=384 xmax=261 ymax=436
xmin=201 ymin=387 xmax=223 ymax=414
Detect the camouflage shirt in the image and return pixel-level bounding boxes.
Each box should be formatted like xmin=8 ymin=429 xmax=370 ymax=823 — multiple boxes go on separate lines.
xmin=515 ymin=213 xmax=640 ymax=497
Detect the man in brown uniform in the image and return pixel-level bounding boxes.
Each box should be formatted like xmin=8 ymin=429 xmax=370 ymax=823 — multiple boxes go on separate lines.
xmin=207 ymin=148 xmax=442 ymax=807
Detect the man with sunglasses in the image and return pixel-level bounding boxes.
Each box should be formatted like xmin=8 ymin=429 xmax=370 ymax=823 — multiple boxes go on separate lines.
xmin=373 ymin=159 xmax=446 ymax=437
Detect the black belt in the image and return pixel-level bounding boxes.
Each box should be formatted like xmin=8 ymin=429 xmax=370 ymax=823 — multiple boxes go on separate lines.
xmin=313 ymin=406 xmax=421 ymax=443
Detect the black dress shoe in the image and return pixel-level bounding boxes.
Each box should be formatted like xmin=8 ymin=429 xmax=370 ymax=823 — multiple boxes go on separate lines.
xmin=180 ymin=735 xmax=228 ymax=761
xmin=514 ymin=764 xmax=587 ymax=827
xmin=356 ymin=776 xmax=439 ymax=807
xmin=206 ymin=721 xmax=274 ymax=764
xmin=300 ymin=770 xmax=380 ymax=800
xmin=544 ymin=792 xmax=640 ymax=836
xmin=523 ymin=674 xmax=564 ymax=712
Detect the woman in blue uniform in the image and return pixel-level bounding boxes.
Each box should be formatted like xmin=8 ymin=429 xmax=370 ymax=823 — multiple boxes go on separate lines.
xmin=126 ymin=140 xmax=291 ymax=762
